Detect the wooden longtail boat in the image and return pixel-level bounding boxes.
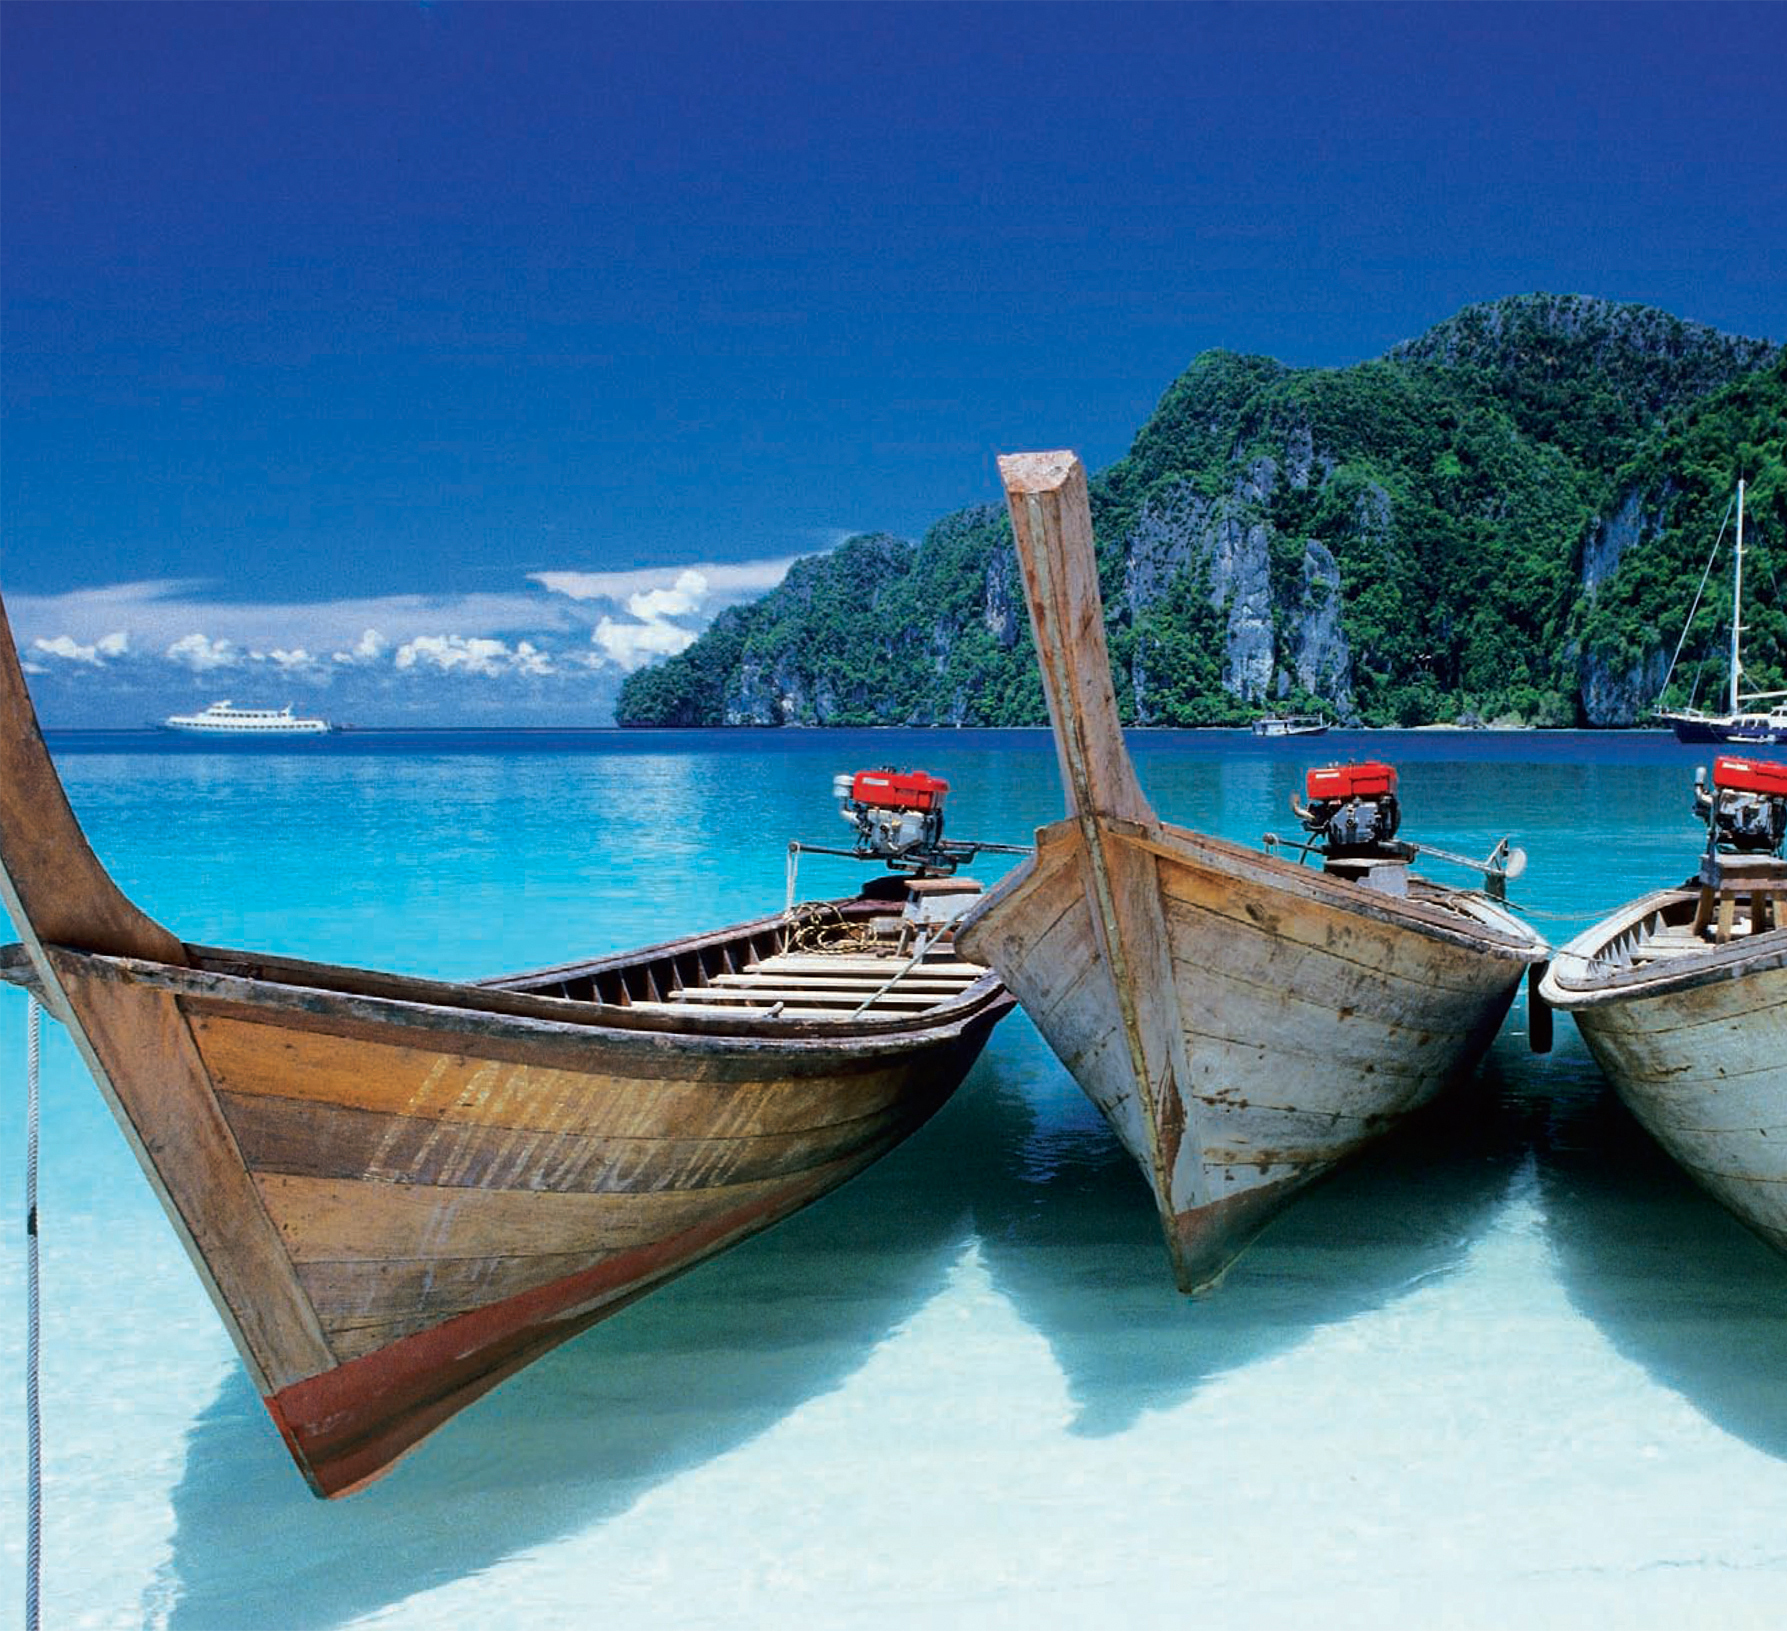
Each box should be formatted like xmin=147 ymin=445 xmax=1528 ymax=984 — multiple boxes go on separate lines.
xmin=1540 ymin=754 xmax=1787 ymax=1255
xmin=0 ymin=595 xmax=1012 ymax=1497
xmin=955 ymin=451 xmax=1547 ymax=1292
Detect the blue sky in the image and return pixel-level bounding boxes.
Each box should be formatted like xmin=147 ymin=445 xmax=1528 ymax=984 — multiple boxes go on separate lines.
xmin=3 ymin=1 xmax=1783 ymax=724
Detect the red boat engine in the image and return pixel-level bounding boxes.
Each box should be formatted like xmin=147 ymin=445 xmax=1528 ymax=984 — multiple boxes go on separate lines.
xmin=1295 ymin=761 xmax=1402 ymax=855
xmin=1697 ymin=756 xmax=1787 ymax=856
xmin=834 ymin=768 xmax=950 ymax=862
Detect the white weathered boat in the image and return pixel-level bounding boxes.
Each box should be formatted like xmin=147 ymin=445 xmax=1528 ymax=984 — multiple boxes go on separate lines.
xmin=1540 ymin=753 xmax=1787 ymax=1255
xmin=957 ymin=451 xmax=1548 ymax=1291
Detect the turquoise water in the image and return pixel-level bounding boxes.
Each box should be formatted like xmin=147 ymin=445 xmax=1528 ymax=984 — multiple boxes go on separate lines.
xmin=5 ymin=728 xmax=1787 ymax=1629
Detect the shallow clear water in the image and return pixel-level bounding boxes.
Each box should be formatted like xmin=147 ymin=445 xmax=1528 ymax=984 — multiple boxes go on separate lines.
xmin=5 ymin=728 xmax=1787 ymax=1629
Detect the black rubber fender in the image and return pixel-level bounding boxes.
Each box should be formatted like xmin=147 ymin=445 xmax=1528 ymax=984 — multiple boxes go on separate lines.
xmin=1527 ymin=960 xmax=1554 ymax=1054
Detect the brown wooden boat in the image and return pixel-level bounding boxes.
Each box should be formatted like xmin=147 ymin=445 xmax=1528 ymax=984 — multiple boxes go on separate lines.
xmin=956 ymin=451 xmax=1547 ymax=1292
xmin=0 ymin=593 xmax=1012 ymax=1497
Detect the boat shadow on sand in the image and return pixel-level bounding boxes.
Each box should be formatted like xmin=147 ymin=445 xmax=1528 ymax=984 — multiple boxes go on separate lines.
xmin=1532 ymin=1048 xmax=1787 ymax=1462
xmin=968 ymin=1022 xmax=1533 ymax=1437
xmin=156 ymin=1048 xmax=1013 ymax=1631
xmin=158 ymin=1021 xmax=1532 ymax=1628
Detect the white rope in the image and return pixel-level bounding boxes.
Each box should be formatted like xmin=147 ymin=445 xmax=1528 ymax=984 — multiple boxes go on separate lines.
xmin=26 ymin=995 xmax=42 ymax=1631
xmin=1656 ymin=492 xmax=1737 ymax=707
xmin=847 ymin=929 xmax=935 ymax=1016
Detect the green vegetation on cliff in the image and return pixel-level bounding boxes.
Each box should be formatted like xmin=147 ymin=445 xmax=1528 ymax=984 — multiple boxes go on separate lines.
xmin=618 ymin=295 xmax=1782 ymax=728
xmin=1575 ymin=355 xmax=1787 ymax=715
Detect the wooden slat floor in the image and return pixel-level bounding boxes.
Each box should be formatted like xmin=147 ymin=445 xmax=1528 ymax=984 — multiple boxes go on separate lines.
xmin=630 ymin=943 xmax=985 ymax=1021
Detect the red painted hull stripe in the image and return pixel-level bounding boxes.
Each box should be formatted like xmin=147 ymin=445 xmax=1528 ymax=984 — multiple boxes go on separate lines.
xmin=264 ymin=1136 xmax=904 ymax=1496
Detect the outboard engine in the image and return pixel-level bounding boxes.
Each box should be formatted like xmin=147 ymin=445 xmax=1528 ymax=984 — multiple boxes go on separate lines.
xmin=1269 ymin=757 xmax=1523 ymax=901
xmin=1697 ymin=755 xmax=1787 ymax=857
xmin=834 ymin=768 xmax=950 ymax=864
xmin=1295 ymin=761 xmax=1402 ymax=856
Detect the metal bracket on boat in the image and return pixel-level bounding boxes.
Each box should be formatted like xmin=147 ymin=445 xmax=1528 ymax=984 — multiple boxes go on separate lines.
xmin=1262 ymin=831 xmax=1527 ymax=900
xmin=1408 ymin=837 xmax=1527 ymax=901
xmin=1260 ymin=830 xmax=1319 ymax=866
xmin=784 ymin=837 xmax=1030 ymax=915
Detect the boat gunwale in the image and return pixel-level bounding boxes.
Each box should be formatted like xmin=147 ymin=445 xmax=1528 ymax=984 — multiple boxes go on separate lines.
xmin=1 ymin=935 xmax=1013 ymax=1054
xmin=1540 ymin=883 xmax=1787 ymax=1007
xmin=991 ymin=814 xmax=1546 ymax=962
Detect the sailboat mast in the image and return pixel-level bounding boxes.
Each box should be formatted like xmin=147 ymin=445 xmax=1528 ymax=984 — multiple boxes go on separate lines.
xmin=1731 ymin=478 xmax=1746 ymax=714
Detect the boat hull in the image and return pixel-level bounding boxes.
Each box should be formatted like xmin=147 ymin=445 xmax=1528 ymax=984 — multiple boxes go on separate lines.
xmin=11 ymin=939 xmax=1007 ymax=1495
xmin=1661 ymin=710 xmax=1787 ymax=745
xmin=965 ymin=449 xmax=1543 ymax=1291
xmin=1541 ymin=892 xmax=1787 ymax=1257
xmin=0 ymin=586 xmax=1013 ymax=1495
xmin=163 ymin=722 xmax=331 ymax=736
xmin=961 ymin=816 xmax=1536 ymax=1290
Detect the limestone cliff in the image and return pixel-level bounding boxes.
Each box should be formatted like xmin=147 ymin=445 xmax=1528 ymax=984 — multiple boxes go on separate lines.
xmin=618 ymin=295 xmax=1783 ymax=728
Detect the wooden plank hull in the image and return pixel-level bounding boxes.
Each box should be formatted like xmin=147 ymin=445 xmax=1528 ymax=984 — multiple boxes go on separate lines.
xmin=961 ymin=817 xmax=1535 ymax=1289
xmin=962 ymin=450 xmax=1544 ymax=1291
xmin=0 ymin=582 xmax=1011 ymax=1495
xmin=12 ymin=938 xmax=1007 ymax=1496
xmin=1541 ymin=891 xmax=1787 ymax=1257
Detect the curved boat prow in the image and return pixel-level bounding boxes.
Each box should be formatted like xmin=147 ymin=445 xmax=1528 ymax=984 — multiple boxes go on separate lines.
xmin=962 ymin=452 xmax=1200 ymax=1281
xmin=1 ymin=582 xmax=1015 ymax=1497
xmin=996 ymin=451 xmax=1155 ymax=830
xmin=0 ymin=589 xmax=185 ymax=971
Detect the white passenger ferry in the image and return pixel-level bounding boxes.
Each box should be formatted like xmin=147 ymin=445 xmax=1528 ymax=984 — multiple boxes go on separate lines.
xmin=163 ymin=700 xmax=331 ymax=735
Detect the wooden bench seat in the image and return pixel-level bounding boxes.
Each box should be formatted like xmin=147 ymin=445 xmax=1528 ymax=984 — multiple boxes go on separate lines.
xmin=664 ymin=985 xmax=943 ymax=1008
xmin=626 ymin=998 xmax=942 ymax=1020
xmin=745 ymin=954 xmax=986 ymax=977
xmin=708 ymin=971 xmax=974 ymax=993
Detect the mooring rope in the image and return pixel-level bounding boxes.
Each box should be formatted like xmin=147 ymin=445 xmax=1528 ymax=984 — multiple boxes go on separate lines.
xmin=25 ymin=995 xmax=42 ymax=1631
xmin=1495 ymin=897 xmax=1654 ymax=924
xmin=783 ymin=900 xmax=880 ymax=956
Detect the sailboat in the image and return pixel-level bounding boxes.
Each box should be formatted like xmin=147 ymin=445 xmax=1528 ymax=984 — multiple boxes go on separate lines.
xmin=1657 ymin=480 xmax=1787 ymax=745
xmin=955 ymin=451 xmax=1547 ymax=1292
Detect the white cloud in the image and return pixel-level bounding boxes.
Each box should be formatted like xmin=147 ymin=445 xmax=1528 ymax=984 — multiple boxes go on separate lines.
xmin=8 ymin=581 xmax=578 ymax=660
xmin=512 ymin=640 xmax=553 ymax=677
xmin=7 ymin=550 xmax=810 ymax=696
xmin=627 ymin=568 xmax=709 ymax=621
xmin=592 ymin=615 xmax=699 ymax=672
xmin=531 ymin=555 xmax=802 ymax=606
xmin=531 ymin=557 xmax=810 ymax=676
xmin=332 ymin=628 xmax=389 ymax=665
xmin=166 ymin=632 xmax=242 ymax=671
xmin=395 ymin=633 xmax=558 ymax=678
xmin=33 ymin=631 xmax=129 ymax=665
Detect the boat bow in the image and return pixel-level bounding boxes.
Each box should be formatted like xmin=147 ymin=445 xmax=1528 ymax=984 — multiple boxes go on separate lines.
xmin=958 ymin=452 xmax=1543 ymax=1291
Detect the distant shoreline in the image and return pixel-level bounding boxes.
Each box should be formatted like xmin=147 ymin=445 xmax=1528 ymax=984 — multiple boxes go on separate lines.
xmin=38 ymin=721 xmax=1691 ymax=738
